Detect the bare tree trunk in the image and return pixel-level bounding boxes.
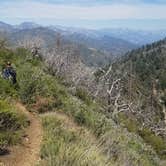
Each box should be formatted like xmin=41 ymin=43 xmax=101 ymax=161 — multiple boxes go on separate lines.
xmin=129 ymin=60 xmax=132 ymax=102
xmin=151 ymin=80 xmax=156 ymax=112
xmin=108 ymin=79 xmax=112 ymax=112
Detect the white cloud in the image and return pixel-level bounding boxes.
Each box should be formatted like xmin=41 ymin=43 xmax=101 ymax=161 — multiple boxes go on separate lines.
xmin=1 ymin=1 xmax=166 ymax=20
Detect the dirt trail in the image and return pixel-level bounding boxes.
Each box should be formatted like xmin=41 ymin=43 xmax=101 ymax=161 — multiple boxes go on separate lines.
xmin=0 ymin=102 xmax=42 ymax=166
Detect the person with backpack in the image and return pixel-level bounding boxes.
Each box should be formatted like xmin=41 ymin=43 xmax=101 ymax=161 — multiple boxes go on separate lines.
xmin=2 ymin=61 xmax=17 ymax=84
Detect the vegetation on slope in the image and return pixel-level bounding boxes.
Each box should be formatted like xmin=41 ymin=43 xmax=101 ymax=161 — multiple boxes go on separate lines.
xmin=0 ymin=46 xmax=164 ymax=165
xmin=0 ymin=100 xmax=28 ymax=151
xmin=101 ymin=38 xmax=166 ymax=160
xmin=40 ymin=114 xmax=111 ymax=166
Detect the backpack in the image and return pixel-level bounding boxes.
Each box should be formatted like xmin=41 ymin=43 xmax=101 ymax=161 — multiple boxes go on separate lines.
xmin=3 ymin=68 xmax=10 ymax=79
xmin=9 ymin=68 xmax=17 ymax=84
xmin=3 ymin=67 xmax=17 ymax=84
xmin=8 ymin=67 xmax=16 ymax=78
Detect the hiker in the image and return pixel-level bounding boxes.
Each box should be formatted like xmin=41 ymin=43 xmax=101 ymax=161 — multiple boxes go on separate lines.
xmin=2 ymin=61 xmax=17 ymax=84
xmin=31 ymin=46 xmax=40 ymax=58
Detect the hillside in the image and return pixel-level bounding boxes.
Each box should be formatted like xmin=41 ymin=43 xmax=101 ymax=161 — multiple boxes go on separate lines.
xmin=0 ymin=22 xmax=14 ymax=32
xmin=95 ymin=38 xmax=166 ymax=161
xmin=62 ymin=31 xmax=137 ymax=56
xmin=4 ymin=27 xmax=114 ymax=66
xmin=0 ymin=44 xmax=165 ymax=165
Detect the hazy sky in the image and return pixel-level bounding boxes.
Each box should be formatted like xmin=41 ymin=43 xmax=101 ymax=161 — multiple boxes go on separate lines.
xmin=1 ymin=0 xmax=166 ymax=29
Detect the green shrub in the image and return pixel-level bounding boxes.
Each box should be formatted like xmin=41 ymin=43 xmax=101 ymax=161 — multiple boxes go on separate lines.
xmin=74 ymin=109 xmax=86 ymax=125
xmin=0 ymin=130 xmax=24 ymax=147
xmin=0 ymin=100 xmax=28 ymax=147
xmin=40 ymin=116 xmax=111 ymax=166
xmin=118 ymin=113 xmax=166 ymax=159
xmin=75 ymin=88 xmax=92 ymax=105
xmin=118 ymin=113 xmax=140 ymax=133
xmin=18 ymin=65 xmax=44 ymax=104
xmin=139 ymin=128 xmax=166 ymax=159
xmin=0 ymin=78 xmax=17 ymax=99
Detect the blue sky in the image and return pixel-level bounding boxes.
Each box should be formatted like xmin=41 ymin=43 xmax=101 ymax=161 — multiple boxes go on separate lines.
xmin=1 ymin=0 xmax=166 ymax=29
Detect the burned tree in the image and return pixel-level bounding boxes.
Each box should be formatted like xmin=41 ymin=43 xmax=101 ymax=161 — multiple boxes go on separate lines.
xmin=18 ymin=36 xmax=44 ymax=58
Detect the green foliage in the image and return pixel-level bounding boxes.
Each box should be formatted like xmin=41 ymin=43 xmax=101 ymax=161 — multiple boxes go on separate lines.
xmin=0 ymin=77 xmax=17 ymax=99
xmin=0 ymin=49 xmax=14 ymax=66
xmin=75 ymin=88 xmax=92 ymax=105
xmin=0 ymin=49 xmax=18 ymax=99
xmin=60 ymin=96 xmax=104 ymax=135
xmin=118 ymin=112 xmax=166 ymax=159
xmin=74 ymin=108 xmax=87 ymax=125
xmin=0 ymin=100 xmax=28 ymax=147
xmin=18 ymin=65 xmax=44 ymax=104
xmin=0 ymin=46 xmax=164 ymax=165
xmin=53 ymin=95 xmax=160 ymax=165
xmin=126 ymin=43 xmax=166 ymax=90
xmin=159 ymin=71 xmax=166 ymax=90
xmin=0 ymin=131 xmax=24 ymax=147
xmin=139 ymin=128 xmax=166 ymax=159
xmin=118 ymin=113 xmax=140 ymax=133
xmin=108 ymin=39 xmax=166 ymax=162
xmin=40 ymin=115 xmax=111 ymax=166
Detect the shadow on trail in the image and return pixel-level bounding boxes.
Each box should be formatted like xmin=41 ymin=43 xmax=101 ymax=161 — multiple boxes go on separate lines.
xmin=0 ymin=148 xmax=10 ymax=156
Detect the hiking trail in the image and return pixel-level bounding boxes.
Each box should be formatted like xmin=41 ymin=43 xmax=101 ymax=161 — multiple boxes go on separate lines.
xmin=0 ymin=102 xmax=42 ymax=166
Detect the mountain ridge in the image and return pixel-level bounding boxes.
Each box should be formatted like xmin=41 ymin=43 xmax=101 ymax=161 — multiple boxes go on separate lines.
xmin=0 ymin=21 xmax=138 ymax=66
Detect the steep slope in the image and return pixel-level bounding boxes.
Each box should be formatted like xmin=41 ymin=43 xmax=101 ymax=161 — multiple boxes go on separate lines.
xmin=40 ymin=112 xmax=111 ymax=166
xmin=0 ymin=46 xmax=164 ymax=165
xmin=100 ymin=38 xmax=166 ymax=160
xmin=0 ymin=100 xmax=28 ymax=155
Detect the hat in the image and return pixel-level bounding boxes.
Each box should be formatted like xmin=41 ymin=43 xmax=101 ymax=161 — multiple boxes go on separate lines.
xmin=7 ymin=61 xmax=11 ymax=66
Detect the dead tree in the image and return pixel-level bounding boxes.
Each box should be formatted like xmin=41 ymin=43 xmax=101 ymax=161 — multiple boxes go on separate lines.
xmin=129 ymin=60 xmax=133 ymax=102
xmin=56 ymin=32 xmax=61 ymax=50
xmin=94 ymin=64 xmax=135 ymax=119
xmin=18 ymin=36 xmax=44 ymax=58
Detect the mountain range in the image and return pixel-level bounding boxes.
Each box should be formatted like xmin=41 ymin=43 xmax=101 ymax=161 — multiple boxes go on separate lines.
xmin=0 ymin=21 xmax=166 ymax=66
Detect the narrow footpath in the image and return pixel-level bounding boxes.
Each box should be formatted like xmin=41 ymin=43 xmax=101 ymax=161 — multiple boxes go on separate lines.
xmin=0 ymin=102 xmax=42 ymax=166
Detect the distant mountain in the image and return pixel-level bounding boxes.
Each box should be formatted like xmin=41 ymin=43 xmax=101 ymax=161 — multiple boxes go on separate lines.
xmin=63 ymin=32 xmax=137 ymax=56
xmin=47 ymin=25 xmax=138 ymax=56
xmin=0 ymin=21 xmax=13 ymax=32
xmin=8 ymin=27 xmax=113 ymax=66
xmin=99 ymin=28 xmax=166 ymax=45
xmin=2 ymin=21 xmax=166 ymax=66
xmin=48 ymin=26 xmax=166 ymax=45
xmin=10 ymin=27 xmax=57 ymax=47
xmin=0 ymin=22 xmax=140 ymax=66
xmin=12 ymin=23 xmax=138 ymax=56
xmin=14 ymin=22 xmax=41 ymax=30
